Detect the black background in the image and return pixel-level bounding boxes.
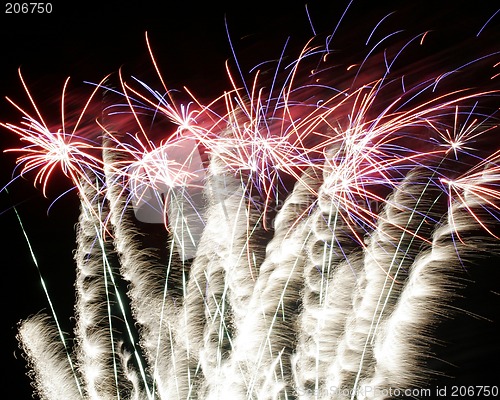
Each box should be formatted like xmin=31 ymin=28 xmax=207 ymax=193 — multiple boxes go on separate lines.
xmin=0 ymin=1 xmax=499 ymax=398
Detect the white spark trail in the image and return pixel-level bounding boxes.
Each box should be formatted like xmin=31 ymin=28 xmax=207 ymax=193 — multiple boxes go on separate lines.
xmin=73 ymin=178 xmax=127 ymax=400
xmin=18 ymin=314 xmax=83 ymax=400
xmin=215 ymin=167 xmax=321 ymax=400
xmin=292 ymin=160 xmax=365 ymax=399
xmin=103 ymin=137 xmax=172 ymax=399
xmin=326 ymin=169 xmax=443 ymax=397
xmin=196 ymin=156 xmax=271 ymax=399
xmin=359 ymin=186 xmax=500 ymax=398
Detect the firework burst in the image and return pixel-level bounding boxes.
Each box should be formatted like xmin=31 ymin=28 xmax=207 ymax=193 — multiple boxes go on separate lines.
xmin=1 ymin=70 xmax=110 ymax=213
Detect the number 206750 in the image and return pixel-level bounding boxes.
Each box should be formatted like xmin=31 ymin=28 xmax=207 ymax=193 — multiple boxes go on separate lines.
xmin=5 ymin=3 xmax=52 ymax=13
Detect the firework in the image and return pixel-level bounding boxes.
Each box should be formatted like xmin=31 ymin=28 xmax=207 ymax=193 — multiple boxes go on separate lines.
xmin=3 ymin=2 xmax=500 ymax=400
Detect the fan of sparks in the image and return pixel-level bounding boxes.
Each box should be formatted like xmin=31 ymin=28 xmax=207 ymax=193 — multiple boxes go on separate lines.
xmin=2 ymin=27 xmax=500 ymax=244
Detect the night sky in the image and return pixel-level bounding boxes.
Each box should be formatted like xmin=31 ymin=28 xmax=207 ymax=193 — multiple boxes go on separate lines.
xmin=0 ymin=1 xmax=499 ymax=398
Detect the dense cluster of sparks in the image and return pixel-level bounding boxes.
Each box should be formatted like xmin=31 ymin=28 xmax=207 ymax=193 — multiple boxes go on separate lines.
xmin=2 ymin=4 xmax=499 ymax=400
xmin=3 ymin=37 xmax=499 ymax=240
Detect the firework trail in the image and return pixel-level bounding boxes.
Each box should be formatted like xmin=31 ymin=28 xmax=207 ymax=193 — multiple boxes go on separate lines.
xmin=323 ymin=168 xmax=443 ymax=397
xmin=73 ymin=177 xmax=126 ymax=400
xmin=3 ymin=3 xmax=500 ymax=400
xmin=195 ymin=159 xmax=271 ymax=397
xmin=102 ymin=133 xmax=176 ymax=399
xmin=17 ymin=313 xmax=83 ymax=400
xmin=210 ymin=166 xmax=321 ymax=399
xmin=360 ymin=184 xmax=500 ymax=399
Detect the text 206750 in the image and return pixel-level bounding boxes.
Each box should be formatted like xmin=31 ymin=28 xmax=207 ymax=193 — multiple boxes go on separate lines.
xmin=5 ymin=3 xmax=52 ymax=13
